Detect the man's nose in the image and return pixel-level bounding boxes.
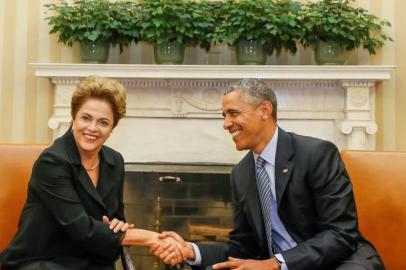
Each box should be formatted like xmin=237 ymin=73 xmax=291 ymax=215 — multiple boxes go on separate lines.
xmin=223 ymin=117 xmax=232 ymax=130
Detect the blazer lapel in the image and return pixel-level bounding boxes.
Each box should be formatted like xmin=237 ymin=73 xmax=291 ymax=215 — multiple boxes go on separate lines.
xmin=64 ymin=129 xmax=106 ymax=210
xmin=275 ymin=128 xmax=294 ymax=205
xmin=77 ymin=168 xmax=106 ymax=210
xmin=97 ymin=147 xmax=117 ymax=200
xmin=242 ymin=153 xmax=267 ymax=248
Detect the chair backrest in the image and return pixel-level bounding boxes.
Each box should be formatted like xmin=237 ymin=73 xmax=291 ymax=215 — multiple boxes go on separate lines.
xmin=341 ymin=150 xmax=406 ymax=270
xmin=0 ymin=145 xmax=46 ymax=251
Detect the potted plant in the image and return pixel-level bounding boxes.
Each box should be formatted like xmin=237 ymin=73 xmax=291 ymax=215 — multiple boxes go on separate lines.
xmin=138 ymin=0 xmax=218 ymax=64
xmin=45 ymin=0 xmax=140 ymax=63
xmin=299 ymin=0 xmax=392 ymax=65
xmin=187 ymin=1 xmax=221 ymax=53
xmin=216 ymin=0 xmax=302 ymax=65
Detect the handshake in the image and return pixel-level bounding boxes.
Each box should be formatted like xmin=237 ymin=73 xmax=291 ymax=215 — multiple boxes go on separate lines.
xmin=149 ymin=231 xmax=195 ymax=265
xmin=102 ymin=216 xmax=274 ymax=270
xmin=103 ymin=216 xmax=194 ymax=265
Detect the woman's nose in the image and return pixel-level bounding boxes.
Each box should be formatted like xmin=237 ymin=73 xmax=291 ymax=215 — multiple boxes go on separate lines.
xmin=87 ymin=121 xmax=97 ymax=131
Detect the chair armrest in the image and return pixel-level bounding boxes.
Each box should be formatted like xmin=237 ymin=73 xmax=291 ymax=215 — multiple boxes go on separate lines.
xmin=121 ymin=247 xmax=136 ymax=270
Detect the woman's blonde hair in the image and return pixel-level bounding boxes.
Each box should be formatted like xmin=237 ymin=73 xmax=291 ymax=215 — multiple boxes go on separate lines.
xmin=71 ymin=76 xmax=126 ymax=128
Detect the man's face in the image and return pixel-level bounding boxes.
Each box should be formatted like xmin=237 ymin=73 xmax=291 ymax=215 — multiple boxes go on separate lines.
xmin=222 ymin=91 xmax=270 ymax=153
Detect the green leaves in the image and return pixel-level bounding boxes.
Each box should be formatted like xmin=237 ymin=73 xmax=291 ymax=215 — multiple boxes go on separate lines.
xmin=45 ymin=0 xmax=140 ymax=51
xmin=298 ymin=0 xmax=392 ymax=54
xmin=216 ymin=0 xmax=303 ymax=55
xmin=44 ymin=0 xmax=392 ymax=56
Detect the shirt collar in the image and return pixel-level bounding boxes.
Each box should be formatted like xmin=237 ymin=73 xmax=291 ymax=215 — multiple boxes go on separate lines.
xmin=253 ymin=127 xmax=278 ymax=166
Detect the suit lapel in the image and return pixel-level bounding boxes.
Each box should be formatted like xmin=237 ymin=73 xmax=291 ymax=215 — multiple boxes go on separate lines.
xmin=275 ymin=128 xmax=294 ymax=205
xmin=64 ymin=129 xmax=107 ymax=210
xmin=77 ymin=168 xmax=106 ymax=210
xmin=242 ymin=153 xmax=267 ymax=248
xmin=97 ymin=147 xmax=116 ymax=200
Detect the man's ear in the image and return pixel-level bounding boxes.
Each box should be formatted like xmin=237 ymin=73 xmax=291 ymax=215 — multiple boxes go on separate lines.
xmin=260 ymin=101 xmax=273 ymax=120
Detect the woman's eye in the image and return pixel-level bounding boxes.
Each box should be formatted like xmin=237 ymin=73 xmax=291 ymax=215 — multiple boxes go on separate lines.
xmin=100 ymin=121 xmax=109 ymax=127
xmin=81 ymin=115 xmax=90 ymax=121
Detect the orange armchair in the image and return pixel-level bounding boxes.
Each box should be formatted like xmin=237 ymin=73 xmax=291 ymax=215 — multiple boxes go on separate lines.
xmin=0 ymin=144 xmax=46 ymax=250
xmin=342 ymin=150 xmax=406 ymax=270
xmin=0 ymin=145 xmax=135 ymax=269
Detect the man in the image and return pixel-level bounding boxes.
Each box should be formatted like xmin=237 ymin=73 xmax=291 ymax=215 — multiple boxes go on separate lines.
xmin=156 ymin=78 xmax=384 ymax=270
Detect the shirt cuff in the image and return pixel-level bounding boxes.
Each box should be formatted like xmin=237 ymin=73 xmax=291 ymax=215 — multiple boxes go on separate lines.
xmin=275 ymin=253 xmax=288 ymax=270
xmin=186 ymin=243 xmax=202 ymax=266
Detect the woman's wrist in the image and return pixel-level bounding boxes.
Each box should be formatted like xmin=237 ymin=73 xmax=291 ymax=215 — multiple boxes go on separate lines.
xmin=121 ymin=228 xmax=158 ymax=246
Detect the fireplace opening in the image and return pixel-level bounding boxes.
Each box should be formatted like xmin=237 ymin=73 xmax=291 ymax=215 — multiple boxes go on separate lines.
xmin=122 ymin=164 xmax=233 ymax=270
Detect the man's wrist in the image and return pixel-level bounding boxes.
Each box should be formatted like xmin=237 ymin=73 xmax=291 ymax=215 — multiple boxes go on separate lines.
xmin=186 ymin=242 xmax=196 ymax=260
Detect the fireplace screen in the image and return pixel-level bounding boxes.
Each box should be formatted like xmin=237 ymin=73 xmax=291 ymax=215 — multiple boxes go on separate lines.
xmin=121 ymin=166 xmax=233 ymax=270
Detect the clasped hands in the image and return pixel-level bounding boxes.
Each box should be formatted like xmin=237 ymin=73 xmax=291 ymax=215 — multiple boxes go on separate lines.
xmin=103 ymin=217 xmax=279 ymax=269
xmin=102 ymin=216 xmax=192 ymax=265
xmin=151 ymin=231 xmax=281 ymax=270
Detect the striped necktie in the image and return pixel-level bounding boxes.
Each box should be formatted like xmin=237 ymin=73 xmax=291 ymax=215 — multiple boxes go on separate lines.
xmin=256 ymin=155 xmax=274 ymax=256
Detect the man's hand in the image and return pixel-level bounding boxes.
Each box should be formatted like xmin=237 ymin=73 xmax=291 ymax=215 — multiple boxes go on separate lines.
xmin=213 ymin=257 xmax=280 ymax=270
xmin=102 ymin=216 xmax=134 ymax=233
xmin=151 ymin=231 xmax=195 ymax=264
xmin=150 ymin=236 xmax=183 ymax=265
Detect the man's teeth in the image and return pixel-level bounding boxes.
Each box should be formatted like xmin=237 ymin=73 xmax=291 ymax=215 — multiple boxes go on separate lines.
xmin=231 ymin=130 xmax=241 ymax=137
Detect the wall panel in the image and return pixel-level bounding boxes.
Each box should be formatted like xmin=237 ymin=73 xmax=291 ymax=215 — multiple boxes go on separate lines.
xmin=0 ymin=0 xmax=404 ymax=149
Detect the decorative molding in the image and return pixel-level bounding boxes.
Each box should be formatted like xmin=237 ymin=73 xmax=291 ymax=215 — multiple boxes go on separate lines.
xmin=32 ymin=63 xmax=394 ymax=80
xmin=341 ymin=121 xmax=378 ymax=135
xmin=340 ymin=121 xmax=378 ymax=150
xmin=181 ymin=88 xmax=222 ymax=112
xmin=32 ymin=64 xmax=394 ymax=159
xmin=347 ymin=87 xmax=370 ymax=108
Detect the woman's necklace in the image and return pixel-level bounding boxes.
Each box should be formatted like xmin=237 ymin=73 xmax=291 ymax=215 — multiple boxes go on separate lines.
xmin=84 ymin=159 xmax=100 ymax=171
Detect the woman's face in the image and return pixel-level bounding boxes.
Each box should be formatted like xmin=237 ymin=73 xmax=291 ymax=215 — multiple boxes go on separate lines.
xmin=72 ymin=98 xmax=114 ymax=156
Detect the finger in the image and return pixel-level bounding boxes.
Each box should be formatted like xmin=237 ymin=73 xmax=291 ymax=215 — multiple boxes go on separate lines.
xmin=120 ymin=223 xmax=130 ymax=232
xmin=113 ymin=221 xmax=125 ymax=233
xmin=149 ymin=244 xmax=158 ymax=254
xmin=158 ymin=246 xmax=173 ymax=260
xmin=172 ymin=243 xmax=182 ymax=264
xmin=213 ymin=260 xmax=241 ymax=269
xmin=129 ymin=223 xmax=135 ymax=229
xmin=153 ymin=241 xmax=170 ymax=256
xmin=109 ymin=218 xmax=119 ymax=230
xmin=164 ymin=231 xmax=186 ymax=245
xmin=162 ymin=251 xmax=176 ymax=265
xmin=102 ymin=216 xmax=110 ymax=224
xmin=228 ymin=257 xmax=242 ymax=261
xmin=157 ymin=231 xmax=171 ymax=239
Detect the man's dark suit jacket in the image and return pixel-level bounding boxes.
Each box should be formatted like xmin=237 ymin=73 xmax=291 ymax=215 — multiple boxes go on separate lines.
xmin=197 ymin=128 xmax=383 ymax=270
xmin=0 ymin=129 xmax=125 ymax=269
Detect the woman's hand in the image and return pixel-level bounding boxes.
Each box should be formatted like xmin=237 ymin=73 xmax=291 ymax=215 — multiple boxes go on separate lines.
xmin=102 ymin=215 xmax=134 ymax=233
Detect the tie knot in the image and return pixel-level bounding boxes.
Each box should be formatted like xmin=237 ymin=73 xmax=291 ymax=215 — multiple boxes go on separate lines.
xmin=256 ymin=156 xmax=267 ymax=168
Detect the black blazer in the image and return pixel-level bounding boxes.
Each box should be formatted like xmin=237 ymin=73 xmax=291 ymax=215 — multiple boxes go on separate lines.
xmin=0 ymin=129 xmax=125 ymax=269
xmin=197 ymin=128 xmax=382 ymax=270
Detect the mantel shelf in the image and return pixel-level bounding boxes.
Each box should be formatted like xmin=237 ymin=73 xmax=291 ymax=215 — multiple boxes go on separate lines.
xmin=33 ymin=63 xmax=394 ymax=157
xmin=31 ymin=63 xmax=395 ymax=81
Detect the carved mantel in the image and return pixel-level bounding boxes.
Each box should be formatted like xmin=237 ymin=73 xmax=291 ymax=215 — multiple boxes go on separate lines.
xmin=32 ymin=64 xmax=394 ymax=164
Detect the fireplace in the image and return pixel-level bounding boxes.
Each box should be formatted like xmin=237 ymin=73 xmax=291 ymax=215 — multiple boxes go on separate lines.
xmin=123 ymin=164 xmax=233 ymax=270
xmin=32 ymin=64 xmax=394 ymax=269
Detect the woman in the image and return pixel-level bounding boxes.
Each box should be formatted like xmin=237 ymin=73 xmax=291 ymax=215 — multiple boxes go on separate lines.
xmin=0 ymin=76 xmax=180 ymax=270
